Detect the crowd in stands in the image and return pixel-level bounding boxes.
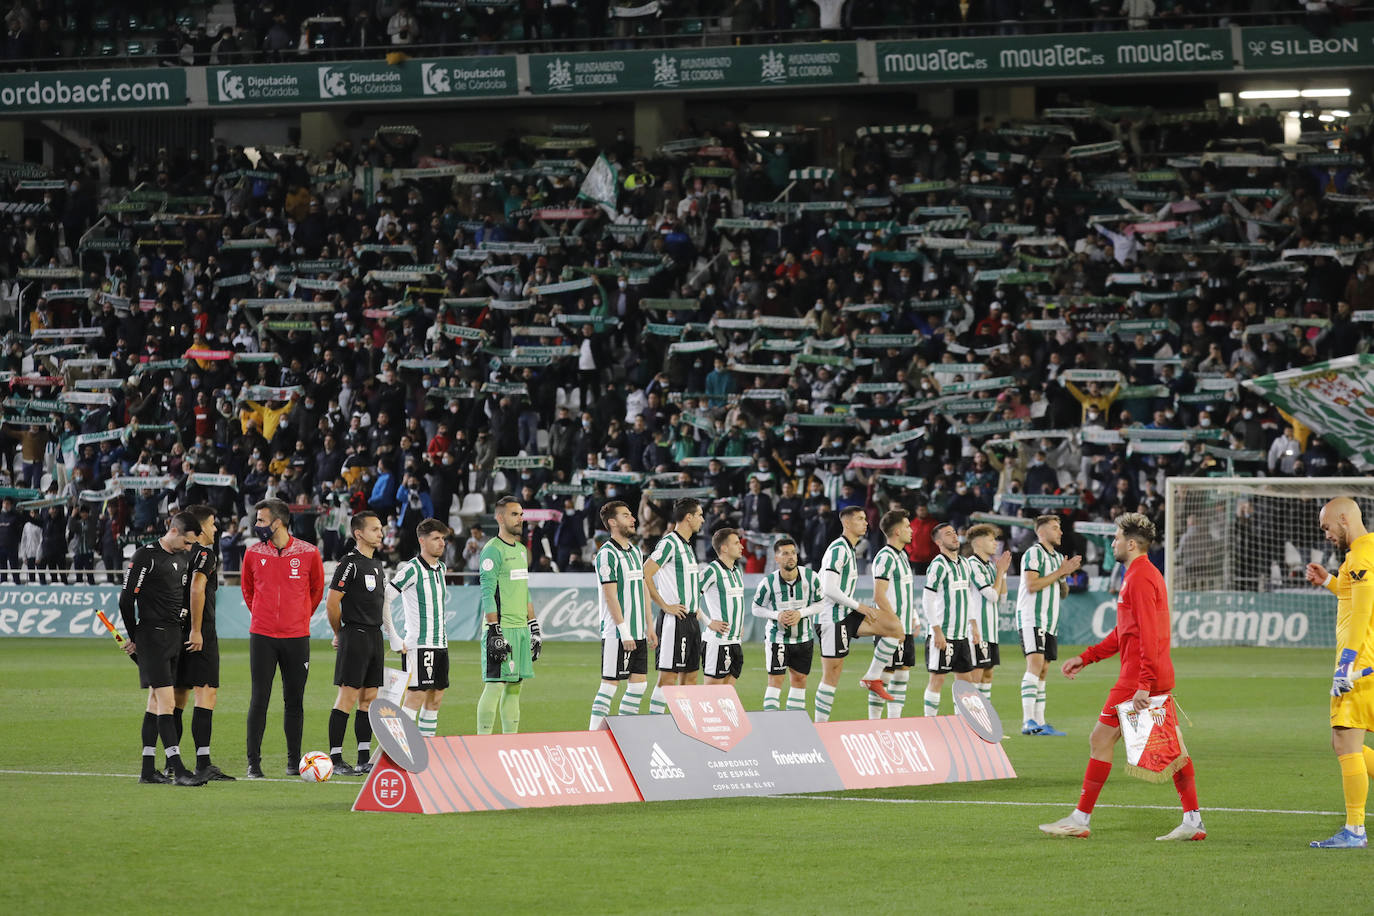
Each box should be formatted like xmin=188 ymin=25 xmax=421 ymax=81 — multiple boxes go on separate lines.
xmin=0 ymin=0 xmax=1362 ymax=67
xmin=0 ymin=92 xmax=1371 ymax=586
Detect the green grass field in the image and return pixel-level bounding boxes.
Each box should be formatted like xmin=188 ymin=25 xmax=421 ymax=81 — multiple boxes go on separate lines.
xmin=0 ymin=640 xmax=1364 ymax=914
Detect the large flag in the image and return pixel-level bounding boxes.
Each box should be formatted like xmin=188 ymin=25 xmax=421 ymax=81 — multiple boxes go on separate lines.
xmin=578 ymin=154 xmax=619 ymax=216
xmin=1244 ymin=354 xmax=1374 ymax=470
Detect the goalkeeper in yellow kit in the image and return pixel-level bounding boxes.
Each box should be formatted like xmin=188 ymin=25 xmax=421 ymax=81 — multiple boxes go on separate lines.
xmin=1305 ymin=497 xmax=1374 ymax=849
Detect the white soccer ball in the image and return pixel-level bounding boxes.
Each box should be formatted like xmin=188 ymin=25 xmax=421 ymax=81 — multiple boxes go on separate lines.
xmin=299 ymin=751 xmax=334 ymax=782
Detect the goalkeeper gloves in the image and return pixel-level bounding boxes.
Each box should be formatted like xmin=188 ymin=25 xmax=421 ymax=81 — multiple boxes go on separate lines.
xmin=529 ymin=618 xmax=542 ymax=663
xmin=1332 ymin=648 xmax=1358 ymax=698
xmin=485 ymin=623 xmax=510 ymax=668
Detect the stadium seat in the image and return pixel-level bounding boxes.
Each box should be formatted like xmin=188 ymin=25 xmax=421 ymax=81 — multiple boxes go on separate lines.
xmin=459 ymin=493 xmax=486 ymax=521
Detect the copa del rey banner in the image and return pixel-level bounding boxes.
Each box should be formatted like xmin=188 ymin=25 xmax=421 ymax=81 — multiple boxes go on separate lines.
xmin=1244 ymin=354 xmax=1374 ymax=470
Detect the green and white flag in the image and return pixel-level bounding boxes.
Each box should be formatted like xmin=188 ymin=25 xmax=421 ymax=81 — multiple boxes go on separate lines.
xmin=1244 ymin=354 xmax=1374 ymax=470
xmin=578 ymin=154 xmax=619 ymax=215
xmin=870 ymin=427 xmax=925 ymax=455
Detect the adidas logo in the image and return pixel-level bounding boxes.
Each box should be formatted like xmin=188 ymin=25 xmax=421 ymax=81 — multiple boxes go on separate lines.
xmin=648 ymin=742 xmax=684 ymax=780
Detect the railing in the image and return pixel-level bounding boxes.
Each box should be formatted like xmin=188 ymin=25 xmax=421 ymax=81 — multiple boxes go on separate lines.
xmin=0 ymin=8 xmax=1363 ymax=71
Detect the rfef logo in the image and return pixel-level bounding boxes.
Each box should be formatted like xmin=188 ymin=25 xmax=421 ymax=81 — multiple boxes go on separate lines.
xmin=370 ymin=767 xmax=408 ymax=809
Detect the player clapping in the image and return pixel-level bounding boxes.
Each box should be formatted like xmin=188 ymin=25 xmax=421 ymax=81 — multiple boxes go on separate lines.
xmin=920 ymin=522 xmax=980 ymax=716
xmin=1304 ymin=497 xmax=1374 ymax=849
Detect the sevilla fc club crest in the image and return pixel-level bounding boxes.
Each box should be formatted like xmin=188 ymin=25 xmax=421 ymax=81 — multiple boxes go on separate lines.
xmin=951 ymin=680 xmax=1003 ymax=744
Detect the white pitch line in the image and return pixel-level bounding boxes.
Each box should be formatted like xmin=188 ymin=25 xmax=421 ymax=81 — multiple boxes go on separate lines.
xmin=772 ymin=795 xmax=1342 ymax=817
xmin=0 ymin=767 xmax=356 ymax=784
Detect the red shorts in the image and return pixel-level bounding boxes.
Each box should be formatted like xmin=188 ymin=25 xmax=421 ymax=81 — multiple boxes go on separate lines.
xmin=1099 ymin=684 xmax=1139 ymax=728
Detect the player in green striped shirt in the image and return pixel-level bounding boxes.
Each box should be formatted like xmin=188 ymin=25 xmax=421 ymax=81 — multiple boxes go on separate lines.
xmin=700 ymin=528 xmax=747 ymax=685
xmin=390 ymin=518 xmax=452 ymax=737
xmin=751 ymin=537 xmax=826 ymax=712
xmin=476 ymin=496 xmax=540 ymax=735
xmin=644 ymin=498 xmax=705 ymax=714
xmin=920 ymin=522 xmax=981 ymax=717
xmin=870 ymin=509 xmax=921 ymax=719
xmin=966 ymin=523 xmax=1012 ymax=706
xmin=814 ymin=505 xmax=903 ymax=723
xmin=1014 ymin=514 xmax=1082 ymax=736
xmin=588 ymin=500 xmax=657 ymax=730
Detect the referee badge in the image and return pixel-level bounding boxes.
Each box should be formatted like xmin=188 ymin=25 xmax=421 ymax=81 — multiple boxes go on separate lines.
xmin=364 ymin=574 xmax=377 ymax=591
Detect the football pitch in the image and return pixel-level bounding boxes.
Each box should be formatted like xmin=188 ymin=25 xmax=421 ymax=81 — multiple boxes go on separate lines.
xmin=0 ymin=640 xmax=1362 ymax=914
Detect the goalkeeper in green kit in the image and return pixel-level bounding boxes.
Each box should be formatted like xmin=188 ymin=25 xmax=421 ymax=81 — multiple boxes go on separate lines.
xmin=477 ymin=496 xmax=541 ymax=734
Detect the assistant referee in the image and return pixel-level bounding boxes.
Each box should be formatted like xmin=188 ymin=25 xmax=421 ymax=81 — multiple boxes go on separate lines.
xmin=241 ymin=498 xmax=324 ymax=779
xmin=325 ymin=511 xmax=389 ymax=775
xmin=120 ymin=511 xmax=206 ymax=786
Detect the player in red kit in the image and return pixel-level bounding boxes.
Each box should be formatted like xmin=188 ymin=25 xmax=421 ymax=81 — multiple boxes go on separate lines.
xmin=1039 ymin=512 xmax=1205 ymax=841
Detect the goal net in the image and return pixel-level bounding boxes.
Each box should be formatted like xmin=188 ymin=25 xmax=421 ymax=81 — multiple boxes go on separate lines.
xmin=1164 ymin=477 xmax=1374 ymax=649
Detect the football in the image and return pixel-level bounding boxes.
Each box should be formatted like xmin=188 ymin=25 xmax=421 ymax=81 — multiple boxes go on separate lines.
xmin=298 ymin=752 xmax=334 ymax=783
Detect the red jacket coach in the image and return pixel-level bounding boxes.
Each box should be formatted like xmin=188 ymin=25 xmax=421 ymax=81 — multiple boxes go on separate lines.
xmin=241 ymin=498 xmax=324 ymax=779
xmin=241 ymin=525 xmax=325 ymax=637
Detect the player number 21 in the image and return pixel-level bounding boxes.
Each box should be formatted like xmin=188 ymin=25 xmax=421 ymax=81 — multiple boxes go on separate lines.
xmin=423 ymin=650 xmax=434 ymax=679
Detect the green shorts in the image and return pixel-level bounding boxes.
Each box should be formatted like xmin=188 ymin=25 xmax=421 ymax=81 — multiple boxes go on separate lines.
xmin=483 ymin=625 xmax=535 ymax=683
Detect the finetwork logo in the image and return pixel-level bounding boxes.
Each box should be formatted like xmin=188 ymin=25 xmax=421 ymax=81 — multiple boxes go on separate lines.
xmin=648 ymin=742 xmax=685 ymax=780
xmin=318 ymin=66 xmax=347 ymax=99
xmin=420 ymin=62 xmax=451 ymax=95
xmin=216 ymin=71 xmax=245 ymax=101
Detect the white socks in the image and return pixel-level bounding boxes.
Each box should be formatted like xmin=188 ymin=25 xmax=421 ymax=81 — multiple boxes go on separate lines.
xmin=923 ymin=688 xmax=941 ymax=717
xmin=763 ymin=686 xmax=782 ymax=711
xmin=619 ymin=682 xmax=646 ymax=715
xmin=814 ymin=683 xmax=837 ymax=722
xmin=1021 ymin=672 xmax=1038 ymax=723
xmin=1036 ymin=678 xmax=1047 ymax=724
xmin=887 ymin=670 xmax=910 ymax=718
xmin=864 ymin=637 xmax=899 ymax=681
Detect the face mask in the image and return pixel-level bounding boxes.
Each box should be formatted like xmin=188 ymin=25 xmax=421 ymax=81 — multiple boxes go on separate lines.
xmin=1200 ymin=417 xmax=1212 ymax=427
xmin=923 ymin=448 xmax=935 ymax=457
xmin=252 ymin=522 xmax=274 ymax=541
xmin=1243 ymin=410 xmax=1253 ymax=420
xmin=766 ymin=291 xmax=777 ymax=299
xmin=1087 ymin=412 xmax=1100 ymax=421
xmin=606 ymin=488 xmax=618 ymax=498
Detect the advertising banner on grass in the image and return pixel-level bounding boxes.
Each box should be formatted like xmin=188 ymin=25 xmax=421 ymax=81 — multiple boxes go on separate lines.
xmin=815 ymin=716 xmax=1016 ymax=790
xmin=353 ymin=730 xmax=640 ymax=813
xmin=608 ymin=704 xmax=844 ymax=801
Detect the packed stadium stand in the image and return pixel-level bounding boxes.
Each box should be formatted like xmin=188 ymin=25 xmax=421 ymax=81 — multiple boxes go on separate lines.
xmin=0 ymin=0 xmax=1370 ymax=594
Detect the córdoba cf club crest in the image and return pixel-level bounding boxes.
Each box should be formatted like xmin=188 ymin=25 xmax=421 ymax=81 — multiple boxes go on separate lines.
xmin=1117 ymin=694 xmax=1187 ymax=783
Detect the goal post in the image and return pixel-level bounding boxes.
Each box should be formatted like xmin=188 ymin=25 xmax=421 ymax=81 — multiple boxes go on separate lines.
xmin=1164 ymin=477 xmax=1374 ymax=649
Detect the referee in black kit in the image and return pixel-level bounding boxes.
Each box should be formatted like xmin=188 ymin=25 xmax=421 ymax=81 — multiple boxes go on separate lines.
xmin=325 ymin=511 xmax=390 ymax=775
xmin=119 ymin=511 xmax=208 ymax=786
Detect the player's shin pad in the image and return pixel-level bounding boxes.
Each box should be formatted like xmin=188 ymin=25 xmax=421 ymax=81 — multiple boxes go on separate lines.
xmin=1117 ymin=694 xmax=1186 ymax=783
